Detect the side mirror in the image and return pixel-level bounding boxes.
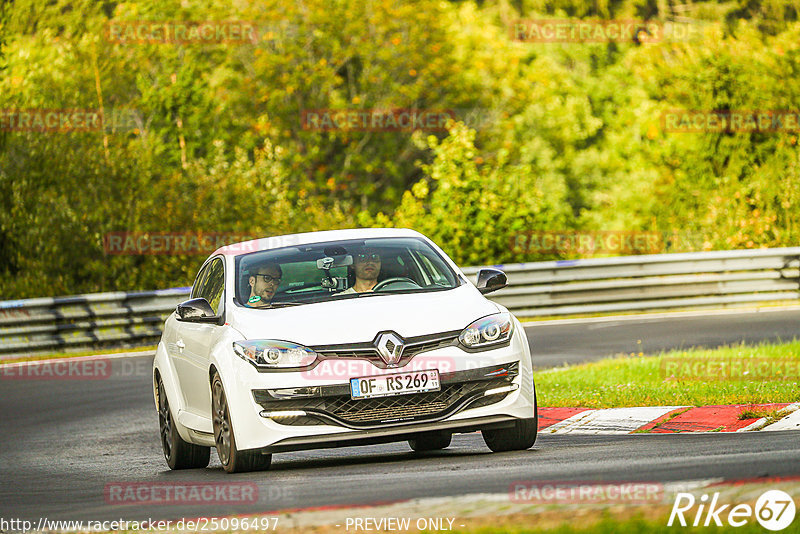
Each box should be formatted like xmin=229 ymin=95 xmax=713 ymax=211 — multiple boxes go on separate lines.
xmin=176 ymin=298 xmax=220 ymax=323
xmin=476 ymin=268 xmax=508 ymax=295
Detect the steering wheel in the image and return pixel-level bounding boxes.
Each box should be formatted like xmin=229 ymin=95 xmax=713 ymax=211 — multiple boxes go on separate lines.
xmin=372 ymin=277 xmax=420 ymax=291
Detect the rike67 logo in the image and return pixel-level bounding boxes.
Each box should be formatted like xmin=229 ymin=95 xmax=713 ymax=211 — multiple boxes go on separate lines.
xmin=668 ymin=490 xmax=796 ymax=531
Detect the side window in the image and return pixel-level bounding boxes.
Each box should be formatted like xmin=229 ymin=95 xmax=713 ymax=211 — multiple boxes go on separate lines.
xmin=190 ymin=264 xmax=210 ymax=299
xmin=415 ymin=250 xmax=450 ymax=285
xmin=197 ymin=258 xmax=225 ymax=315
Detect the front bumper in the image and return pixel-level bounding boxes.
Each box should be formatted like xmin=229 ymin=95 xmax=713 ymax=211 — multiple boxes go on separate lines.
xmin=223 ymin=324 xmax=535 ymax=452
xmin=253 ymin=362 xmax=519 ymax=430
xmin=255 ymin=415 xmax=521 ymax=454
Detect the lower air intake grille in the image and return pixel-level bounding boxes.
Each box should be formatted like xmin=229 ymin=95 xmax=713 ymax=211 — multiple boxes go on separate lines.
xmin=254 ymin=376 xmax=512 ymax=427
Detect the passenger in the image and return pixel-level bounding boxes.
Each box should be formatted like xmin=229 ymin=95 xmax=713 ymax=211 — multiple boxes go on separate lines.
xmin=340 ymin=249 xmax=382 ymax=294
xmin=245 ymin=262 xmax=282 ymax=307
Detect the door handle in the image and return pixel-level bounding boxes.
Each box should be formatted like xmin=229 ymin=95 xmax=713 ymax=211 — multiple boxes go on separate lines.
xmin=176 ymin=339 xmax=185 ymax=351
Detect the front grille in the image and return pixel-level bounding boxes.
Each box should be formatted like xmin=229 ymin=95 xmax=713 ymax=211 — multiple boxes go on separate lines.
xmin=326 ymin=380 xmax=495 ymax=423
xmin=254 ymin=370 xmax=515 ymax=428
xmin=311 ymin=331 xmax=460 ymax=369
xmin=405 ymin=336 xmax=458 ymax=356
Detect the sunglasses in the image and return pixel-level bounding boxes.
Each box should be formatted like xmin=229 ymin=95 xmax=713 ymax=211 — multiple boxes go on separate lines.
xmin=356 ymin=253 xmax=381 ymax=262
xmin=255 ymin=274 xmax=281 ymax=284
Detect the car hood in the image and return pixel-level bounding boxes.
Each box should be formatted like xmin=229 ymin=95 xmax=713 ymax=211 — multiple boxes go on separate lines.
xmin=227 ymin=284 xmax=500 ymax=345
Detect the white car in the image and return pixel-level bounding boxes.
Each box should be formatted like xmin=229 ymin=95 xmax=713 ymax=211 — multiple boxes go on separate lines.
xmin=153 ymin=228 xmax=537 ymax=473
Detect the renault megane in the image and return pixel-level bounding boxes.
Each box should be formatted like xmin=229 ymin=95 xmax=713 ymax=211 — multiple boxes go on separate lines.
xmin=153 ymin=228 xmax=537 ymax=472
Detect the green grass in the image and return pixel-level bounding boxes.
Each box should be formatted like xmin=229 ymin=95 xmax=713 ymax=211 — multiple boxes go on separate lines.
xmin=534 ymin=340 xmax=800 ymax=408
xmin=631 ymin=407 xmax=692 ymax=432
xmin=738 ymin=406 xmax=787 ymax=426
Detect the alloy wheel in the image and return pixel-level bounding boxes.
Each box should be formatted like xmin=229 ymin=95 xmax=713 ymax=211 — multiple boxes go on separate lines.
xmin=212 ymin=379 xmax=232 ymax=466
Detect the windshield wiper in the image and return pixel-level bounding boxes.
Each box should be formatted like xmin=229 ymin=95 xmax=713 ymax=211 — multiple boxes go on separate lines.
xmin=265 ymin=301 xmax=307 ymax=308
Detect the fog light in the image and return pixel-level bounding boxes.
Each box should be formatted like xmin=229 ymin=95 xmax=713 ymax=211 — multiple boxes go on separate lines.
xmin=260 ymin=410 xmax=307 ymax=419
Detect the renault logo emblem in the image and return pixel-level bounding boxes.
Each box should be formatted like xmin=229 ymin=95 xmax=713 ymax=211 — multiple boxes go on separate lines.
xmin=375 ymin=332 xmax=404 ymax=366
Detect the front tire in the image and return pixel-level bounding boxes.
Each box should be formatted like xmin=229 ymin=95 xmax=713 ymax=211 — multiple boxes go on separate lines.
xmin=212 ymin=372 xmax=272 ymax=473
xmin=482 ymin=393 xmax=538 ymax=453
xmin=408 ymin=431 xmax=452 ymax=452
xmin=157 ymin=377 xmax=210 ymax=470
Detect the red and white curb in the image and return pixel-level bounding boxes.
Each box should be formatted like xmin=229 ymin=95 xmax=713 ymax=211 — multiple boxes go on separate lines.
xmin=759 ymin=403 xmax=800 ymax=431
xmin=543 ymin=406 xmax=686 ymax=434
xmin=539 ymin=403 xmax=800 ymax=434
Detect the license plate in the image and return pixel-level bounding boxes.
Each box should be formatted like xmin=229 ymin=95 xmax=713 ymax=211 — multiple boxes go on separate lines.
xmin=350 ymin=369 xmax=440 ymax=400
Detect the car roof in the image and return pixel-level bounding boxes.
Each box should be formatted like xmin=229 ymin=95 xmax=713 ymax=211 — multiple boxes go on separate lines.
xmin=213 ymin=228 xmax=427 ymax=257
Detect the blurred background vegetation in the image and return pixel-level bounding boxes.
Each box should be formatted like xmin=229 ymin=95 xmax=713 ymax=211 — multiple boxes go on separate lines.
xmin=1 ymin=0 xmax=799 ymax=298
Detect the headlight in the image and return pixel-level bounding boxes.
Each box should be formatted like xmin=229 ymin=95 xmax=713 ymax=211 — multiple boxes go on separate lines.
xmin=233 ymin=340 xmax=317 ymax=369
xmin=459 ymin=312 xmax=514 ymax=350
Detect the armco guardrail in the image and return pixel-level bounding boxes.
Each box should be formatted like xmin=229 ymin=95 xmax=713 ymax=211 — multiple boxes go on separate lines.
xmin=462 ymin=247 xmax=800 ymax=316
xmin=0 ymin=288 xmax=190 ymax=356
xmin=1 ymin=248 xmax=799 ymax=356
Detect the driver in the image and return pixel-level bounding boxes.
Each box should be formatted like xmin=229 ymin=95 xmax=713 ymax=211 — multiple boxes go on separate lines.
xmin=245 ymin=261 xmax=282 ymax=307
xmin=340 ymin=249 xmax=381 ymax=294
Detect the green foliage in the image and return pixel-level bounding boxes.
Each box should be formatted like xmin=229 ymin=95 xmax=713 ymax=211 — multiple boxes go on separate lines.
xmin=627 ymin=21 xmax=800 ymax=249
xmin=2 ymin=0 xmax=800 ymax=298
xmin=361 ymin=121 xmax=571 ymax=265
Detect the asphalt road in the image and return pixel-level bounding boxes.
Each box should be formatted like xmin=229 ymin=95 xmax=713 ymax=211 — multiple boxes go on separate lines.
xmin=1 ymin=309 xmax=799 ymax=523
xmin=526 ymin=308 xmax=800 ymax=368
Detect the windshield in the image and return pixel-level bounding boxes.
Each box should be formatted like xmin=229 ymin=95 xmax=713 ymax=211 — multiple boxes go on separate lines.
xmin=234 ymin=237 xmax=460 ymax=308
